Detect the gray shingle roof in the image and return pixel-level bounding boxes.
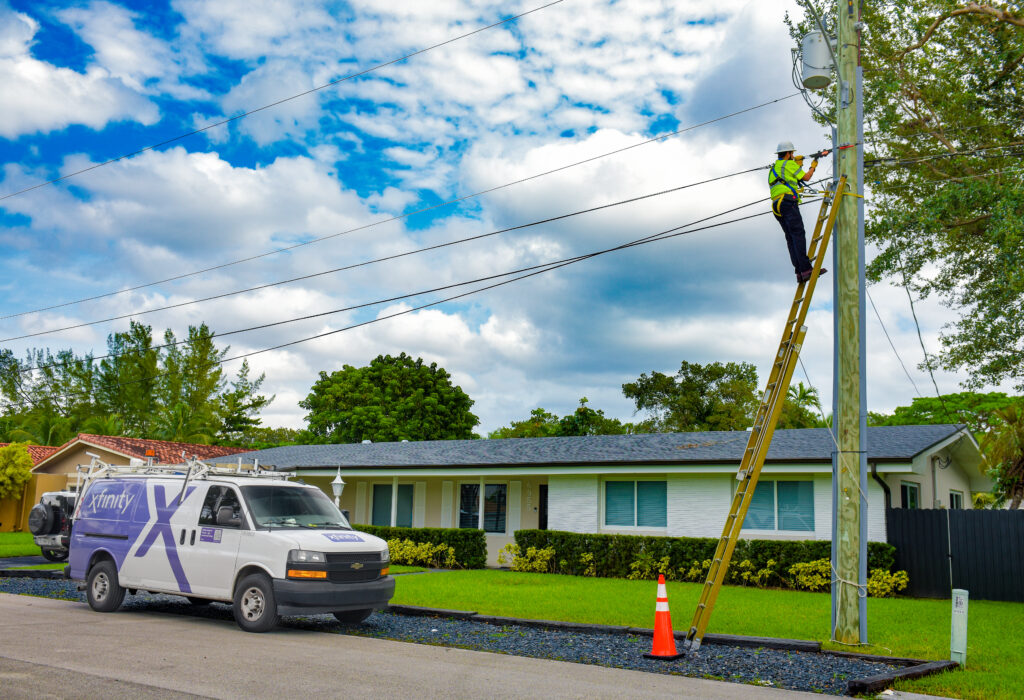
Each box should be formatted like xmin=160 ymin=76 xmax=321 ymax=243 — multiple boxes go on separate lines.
xmin=228 ymin=425 xmax=967 ymax=470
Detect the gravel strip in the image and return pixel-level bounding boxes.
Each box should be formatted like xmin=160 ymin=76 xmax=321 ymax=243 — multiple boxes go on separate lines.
xmin=0 ymin=578 xmax=895 ymax=695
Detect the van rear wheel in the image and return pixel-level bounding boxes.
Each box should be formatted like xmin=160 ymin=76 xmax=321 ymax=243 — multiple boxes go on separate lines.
xmin=233 ymin=573 xmax=279 ymax=633
xmin=86 ymin=560 xmax=125 ymax=612
xmin=41 ymin=548 xmax=67 ymax=562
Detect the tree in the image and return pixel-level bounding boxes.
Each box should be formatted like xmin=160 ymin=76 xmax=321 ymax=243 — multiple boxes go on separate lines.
xmin=0 ymin=443 xmax=33 ymax=501
xmin=217 ymin=360 xmax=273 ymax=443
xmin=300 ymin=353 xmax=479 ymax=443
xmin=622 ymin=361 xmax=759 ymax=432
xmin=981 ymin=404 xmax=1024 ymax=509
xmin=788 ymin=2 xmax=1024 ymax=389
xmin=488 ymin=398 xmax=641 ymax=439
xmin=870 ymin=392 xmax=1022 ymax=435
xmin=778 ymin=382 xmax=824 ymax=429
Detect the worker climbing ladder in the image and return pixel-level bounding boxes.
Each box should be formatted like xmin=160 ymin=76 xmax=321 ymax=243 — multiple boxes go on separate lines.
xmin=680 ymin=176 xmax=848 ymax=652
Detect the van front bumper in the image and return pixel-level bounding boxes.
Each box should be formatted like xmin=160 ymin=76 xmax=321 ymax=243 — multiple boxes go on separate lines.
xmin=272 ymin=575 xmax=396 ymax=616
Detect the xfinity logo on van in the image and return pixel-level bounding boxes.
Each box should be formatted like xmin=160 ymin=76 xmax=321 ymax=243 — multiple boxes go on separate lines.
xmin=323 ymin=533 xmax=363 ymax=542
xmin=84 ymin=491 xmax=137 ymax=516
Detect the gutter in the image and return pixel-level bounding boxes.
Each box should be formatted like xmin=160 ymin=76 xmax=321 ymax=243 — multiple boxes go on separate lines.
xmin=870 ymin=461 xmax=891 ymax=509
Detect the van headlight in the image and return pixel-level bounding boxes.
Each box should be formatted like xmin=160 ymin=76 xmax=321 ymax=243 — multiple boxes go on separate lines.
xmin=288 ymin=549 xmax=326 ymax=563
xmin=380 ymin=547 xmax=389 ymax=562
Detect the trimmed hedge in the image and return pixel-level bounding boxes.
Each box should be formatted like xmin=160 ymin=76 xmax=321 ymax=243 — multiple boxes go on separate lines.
xmin=355 ymin=525 xmax=487 ymax=569
xmin=514 ymin=529 xmax=896 ymax=580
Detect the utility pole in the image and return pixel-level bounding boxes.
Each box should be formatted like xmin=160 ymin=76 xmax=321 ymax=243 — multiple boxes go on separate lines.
xmin=831 ymin=0 xmax=868 ymax=645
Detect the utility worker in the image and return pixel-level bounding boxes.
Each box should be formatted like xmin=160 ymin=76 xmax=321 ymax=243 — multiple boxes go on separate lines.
xmin=769 ymin=141 xmax=829 ymax=283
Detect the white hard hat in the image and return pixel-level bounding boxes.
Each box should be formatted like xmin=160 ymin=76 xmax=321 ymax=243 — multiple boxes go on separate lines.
xmin=776 ymin=140 xmax=796 ymax=154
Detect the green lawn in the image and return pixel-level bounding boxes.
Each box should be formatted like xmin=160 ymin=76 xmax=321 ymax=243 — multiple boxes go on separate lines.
xmin=0 ymin=532 xmax=42 ymax=558
xmin=9 ymin=563 xmax=66 ymax=570
xmin=391 ymin=569 xmax=1022 ymax=700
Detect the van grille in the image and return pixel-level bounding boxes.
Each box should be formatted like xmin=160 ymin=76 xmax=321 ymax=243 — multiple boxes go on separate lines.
xmin=325 ymin=552 xmax=373 ymax=564
xmin=328 ymin=569 xmax=381 ymax=583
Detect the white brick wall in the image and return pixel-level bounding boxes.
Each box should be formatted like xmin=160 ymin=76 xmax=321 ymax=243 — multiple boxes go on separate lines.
xmin=548 ymin=475 xmax=599 ymax=532
xmin=667 ymin=476 xmax=732 ymax=538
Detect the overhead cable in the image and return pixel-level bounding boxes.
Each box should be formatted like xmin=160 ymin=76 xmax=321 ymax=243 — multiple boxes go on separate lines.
xmin=0 ymin=0 xmax=567 ymax=204
xmin=0 ymin=93 xmax=800 ymax=322
xmin=0 ymin=165 xmax=773 ymax=343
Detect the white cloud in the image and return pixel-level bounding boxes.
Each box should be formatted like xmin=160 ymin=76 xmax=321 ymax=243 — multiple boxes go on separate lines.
xmin=0 ymin=6 xmax=158 ymax=138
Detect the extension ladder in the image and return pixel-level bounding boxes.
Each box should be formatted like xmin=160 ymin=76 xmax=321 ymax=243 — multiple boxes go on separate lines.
xmin=680 ymin=176 xmax=847 ymax=652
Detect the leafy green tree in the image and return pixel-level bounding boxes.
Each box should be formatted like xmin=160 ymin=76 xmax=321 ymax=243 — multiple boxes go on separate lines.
xmin=622 ymin=361 xmax=759 ymax=432
xmin=0 ymin=443 xmax=33 ymax=501
xmin=488 ymin=407 xmax=562 ymax=439
xmin=300 ymin=353 xmax=479 ymax=443
xmin=981 ymin=404 xmax=1024 ymax=509
xmin=788 ymin=2 xmax=1024 ymax=389
xmin=778 ymin=382 xmax=824 ymax=429
xmin=217 ymin=360 xmax=273 ymax=443
xmin=870 ymin=392 xmax=1022 ymax=435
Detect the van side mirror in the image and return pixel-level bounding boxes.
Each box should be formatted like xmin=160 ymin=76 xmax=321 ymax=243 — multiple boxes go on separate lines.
xmin=216 ymin=506 xmax=241 ymax=528
xmin=342 ymin=509 xmax=350 ymax=521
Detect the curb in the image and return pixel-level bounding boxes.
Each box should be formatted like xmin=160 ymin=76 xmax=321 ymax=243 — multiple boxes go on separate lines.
xmin=384 ymin=603 xmax=958 ymax=696
xmin=0 ymin=569 xmax=66 ymax=579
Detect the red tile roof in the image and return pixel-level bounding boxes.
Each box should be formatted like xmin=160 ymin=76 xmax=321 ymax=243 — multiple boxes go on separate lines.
xmin=0 ymin=443 xmax=61 ymax=465
xmin=73 ymin=434 xmax=240 ymax=463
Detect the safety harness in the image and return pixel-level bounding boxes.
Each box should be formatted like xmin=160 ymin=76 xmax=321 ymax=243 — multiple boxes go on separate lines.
xmin=769 ymin=159 xmax=803 ymax=216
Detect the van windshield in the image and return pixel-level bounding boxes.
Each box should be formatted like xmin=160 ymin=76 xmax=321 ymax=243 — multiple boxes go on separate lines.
xmin=241 ymin=486 xmax=352 ymax=530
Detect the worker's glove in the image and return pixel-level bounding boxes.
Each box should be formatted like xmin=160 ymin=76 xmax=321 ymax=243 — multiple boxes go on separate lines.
xmin=811 ymin=160 xmax=818 ymax=169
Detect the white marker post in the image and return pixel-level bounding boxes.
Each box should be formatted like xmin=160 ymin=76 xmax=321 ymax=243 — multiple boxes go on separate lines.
xmin=951 ymin=589 xmax=969 ymax=666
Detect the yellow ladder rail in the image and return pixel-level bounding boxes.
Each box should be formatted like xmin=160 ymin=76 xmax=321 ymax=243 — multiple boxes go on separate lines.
xmin=681 ymin=176 xmax=847 ymax=652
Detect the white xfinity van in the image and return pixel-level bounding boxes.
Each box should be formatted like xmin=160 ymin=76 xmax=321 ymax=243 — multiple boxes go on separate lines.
xmin=68 ymin=457 xmax=394 ymax=632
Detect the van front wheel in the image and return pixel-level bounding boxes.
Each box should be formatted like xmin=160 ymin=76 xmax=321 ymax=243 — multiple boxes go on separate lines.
xmin=233 ymin=574 xmax=279 ymax=633
xmin=86 ymin=560 xmax=125 ymax=612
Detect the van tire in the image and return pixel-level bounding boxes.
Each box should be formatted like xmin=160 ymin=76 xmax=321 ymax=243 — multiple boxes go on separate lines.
xmin=86 ymin=560 xmax=125 ymax=613
xmin=41 ymin=548 xmax=67 ymax=562
xmin=332 ymin=609 xmax=373 ymax=624
xmin=233 ymin=574 xmax=279 ymax=633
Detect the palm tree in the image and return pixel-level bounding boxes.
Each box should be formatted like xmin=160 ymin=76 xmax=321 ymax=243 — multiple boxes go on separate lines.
xmin=981 ymin=405 xmax=1024 ymax=509
xmin=81 ymin=413 xmax=126 ymax=437
xmin=787 ymin=382 xmax=822 ymax=411
xmin=153 ymin=403 xmax=215 ymax=444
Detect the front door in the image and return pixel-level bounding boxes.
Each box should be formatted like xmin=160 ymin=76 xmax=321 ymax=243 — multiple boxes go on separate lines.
xmin=176 ymin=484 xmax=243 ymax=599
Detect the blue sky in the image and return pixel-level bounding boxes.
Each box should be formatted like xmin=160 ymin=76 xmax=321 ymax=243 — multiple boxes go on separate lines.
xmin=0 ymin=0 xmax=983 ymax=433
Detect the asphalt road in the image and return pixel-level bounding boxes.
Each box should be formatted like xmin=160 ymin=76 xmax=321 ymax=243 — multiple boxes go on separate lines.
xmin=0 ymin=593 xmax=826 ymax=699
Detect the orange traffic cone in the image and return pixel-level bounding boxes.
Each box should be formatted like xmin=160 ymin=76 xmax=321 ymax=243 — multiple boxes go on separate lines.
xmin=643 ymin=574 xmax=685 ymax=660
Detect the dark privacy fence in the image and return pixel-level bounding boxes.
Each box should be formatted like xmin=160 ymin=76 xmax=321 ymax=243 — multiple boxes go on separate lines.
xmin=886 ymin=508 xmax=1024 ymax=601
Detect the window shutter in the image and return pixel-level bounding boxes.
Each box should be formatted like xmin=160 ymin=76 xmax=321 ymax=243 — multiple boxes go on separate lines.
xmin=743 ymin=481 xmax=775 ymax=529
xmin=605 ymin=481 xmax=635 ymax=526
xmin=777 ymin=481 xmax=814 ymax=531
xmin=396 ymin=484 xmax=414 ymax=528
xmin=636 ymin=481 xmax=667 ymax=527
xmin=371 ymin=484 xmax=392 ymax=527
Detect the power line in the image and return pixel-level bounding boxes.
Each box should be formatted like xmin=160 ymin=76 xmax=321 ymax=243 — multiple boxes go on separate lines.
xmin=0 ymin=165 xmax=773 ymax=343
xmin=0 ymin=0 xmax=567 ymax=204
xmin=865 ymin=143 xmax=1024 ymax=168
xmin=866 ymin=288 xmax=922 ymax=395
xmin=0 ymin=93 xmax=801 ymax=322
xmin=3 ymin=195 xmax=785 ymax=405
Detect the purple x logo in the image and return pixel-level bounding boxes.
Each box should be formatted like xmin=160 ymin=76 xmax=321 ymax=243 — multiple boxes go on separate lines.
xmin=135 ymin=484 xmax=196 ymax=593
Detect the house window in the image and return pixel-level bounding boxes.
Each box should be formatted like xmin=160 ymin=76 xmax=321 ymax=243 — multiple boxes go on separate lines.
xmin=901 ymin=482 xmax=920 ymax=510
xmin=458 ymin=483 xmax=507 ymax=533
xmin=604 ymin=480 xmax=667 ymax=528
xmin=949 ymin=490 xmax=964 ymax=510
xmin=371 ymin=483 xmax=413 ymax=527
xmin=742 ymin=481 xmax=814 ymax=532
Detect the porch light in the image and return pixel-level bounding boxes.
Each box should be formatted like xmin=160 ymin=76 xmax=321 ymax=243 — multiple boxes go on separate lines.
xmin=331 ymin=468 xmax=346 ymax=508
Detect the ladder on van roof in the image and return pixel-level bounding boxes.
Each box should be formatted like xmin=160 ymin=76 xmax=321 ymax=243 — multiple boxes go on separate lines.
xmin=679 ymin=177 xmax=846 ymax=652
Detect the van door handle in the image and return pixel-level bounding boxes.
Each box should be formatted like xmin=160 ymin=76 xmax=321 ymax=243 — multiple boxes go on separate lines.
xmin=190 ymin=530 xmax=196 ymax=546
xmin=179 ymin=528 xmax=186 ymax=545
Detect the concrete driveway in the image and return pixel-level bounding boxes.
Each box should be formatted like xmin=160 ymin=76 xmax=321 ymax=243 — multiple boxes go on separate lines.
xmin=0 ymin=593 xmax=827 ymax=699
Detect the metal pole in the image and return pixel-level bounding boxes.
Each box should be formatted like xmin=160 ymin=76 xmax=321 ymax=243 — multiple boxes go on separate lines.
xmin=833 ymin=0 xmax=866 ymax=645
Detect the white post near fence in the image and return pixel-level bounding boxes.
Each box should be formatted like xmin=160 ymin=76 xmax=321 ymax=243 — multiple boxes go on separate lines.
xmin=951 ymin=589 xmax=969 ymax=666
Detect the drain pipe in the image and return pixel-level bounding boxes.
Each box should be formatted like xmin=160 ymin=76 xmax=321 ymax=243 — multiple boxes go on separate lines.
xmin=870 ymin=461 xmax=891 ymax=509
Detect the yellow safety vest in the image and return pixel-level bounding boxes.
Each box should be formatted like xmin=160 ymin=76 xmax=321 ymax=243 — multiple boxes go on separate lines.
xmin=768 ymin=159 xmax=805 ymax=202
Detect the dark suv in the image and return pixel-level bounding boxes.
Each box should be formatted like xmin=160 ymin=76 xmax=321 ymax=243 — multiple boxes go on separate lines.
xmin=27 ymin=491 xmax=77 ymax=561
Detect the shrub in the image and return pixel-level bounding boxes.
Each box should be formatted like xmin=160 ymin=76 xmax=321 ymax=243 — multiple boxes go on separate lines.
xmin=497 ymin=543 xmax=556 ymax=572
xmin=867 ymin=568 xmax=910 ymax=597
xmin=788 ymin=559 xmax=831 ymax=592
xmin=513 ymin=530 xmax=897 ymax=592
xmin=356 ymin=525 xmax=487 ymax=568
xmin=387 ymin=538 xmax=458 ymax=568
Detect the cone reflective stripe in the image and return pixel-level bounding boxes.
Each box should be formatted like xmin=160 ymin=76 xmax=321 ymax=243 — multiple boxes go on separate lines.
xmin=643 ymin=574 xmax=685 ymax=660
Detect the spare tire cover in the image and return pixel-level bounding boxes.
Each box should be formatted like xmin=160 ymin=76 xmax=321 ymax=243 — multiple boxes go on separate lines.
xmin=28 ymin=503 xmax=54 ymax=535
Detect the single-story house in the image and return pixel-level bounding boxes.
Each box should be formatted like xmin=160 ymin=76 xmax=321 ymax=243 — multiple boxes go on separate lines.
xmin=30 ymin=433 xmax=241 ymax=489
xmin=229 ymin=425 xmax=987 ymax=565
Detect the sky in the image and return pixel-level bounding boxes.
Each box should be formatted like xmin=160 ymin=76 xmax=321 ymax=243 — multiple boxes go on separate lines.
xmin=0 ymin=0 xmax=990 ymax=435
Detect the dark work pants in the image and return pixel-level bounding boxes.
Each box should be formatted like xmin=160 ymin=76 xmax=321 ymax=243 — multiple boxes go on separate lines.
xmin=773 ymin=195 xmax=812 ymax=276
